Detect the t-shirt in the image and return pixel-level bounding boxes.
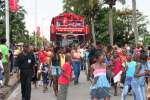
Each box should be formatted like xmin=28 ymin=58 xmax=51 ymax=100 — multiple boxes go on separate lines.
xmin=126 ymin=61 xmax=137 ymax=77
xmin=0 ymin=45 xmax=9 ymax=63
xmin=60 ymin=54 xmax=65 ymax=67
xmin=113 ymin=58 xmax=122 ymax=76
xmin=38 ymin=51 xmax=47 ymax=64
xmin=58 ymin=62 xmax=72 ymax=85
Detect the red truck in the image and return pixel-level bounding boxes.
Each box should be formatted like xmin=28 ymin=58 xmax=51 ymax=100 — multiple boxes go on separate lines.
xmin=50 ymin=13 xmax=90 ymax=46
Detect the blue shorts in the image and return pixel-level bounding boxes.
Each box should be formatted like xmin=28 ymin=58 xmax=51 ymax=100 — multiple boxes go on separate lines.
xmin=51 ymin=66 xmax=61 ymax=76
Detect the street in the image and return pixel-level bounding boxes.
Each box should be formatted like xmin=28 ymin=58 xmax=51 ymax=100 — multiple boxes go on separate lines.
xmin=7 ymin=72 xmax=133 ymax=100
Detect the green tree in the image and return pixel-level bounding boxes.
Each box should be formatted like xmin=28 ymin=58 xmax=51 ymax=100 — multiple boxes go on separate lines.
xmin=0 ymin=4 xmax=28 ymax=45
xmin=94 ymin=8 xmax=149 ymax=45
xmin=132 ymin=0 xmax=138 ymax=46
xmin=63 ymin=0 xmax=101 ymax=45
xmin=9 ymin=7 xmax=28 ymax=44
xmin=104 ymin=0 xmax=125 ymax=45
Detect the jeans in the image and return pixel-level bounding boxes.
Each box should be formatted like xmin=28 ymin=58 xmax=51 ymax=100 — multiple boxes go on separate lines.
xmin=121 ymin=77 xmax=146 ymax=100
xmin=139 ymin=86 xmax=146 ymax=100
xmin=72 ymin=61 xmax=81 ymax=84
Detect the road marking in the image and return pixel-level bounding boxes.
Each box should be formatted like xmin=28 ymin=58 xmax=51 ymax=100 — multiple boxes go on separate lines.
xmin=7 ymin=84 xmax=20 ymax=100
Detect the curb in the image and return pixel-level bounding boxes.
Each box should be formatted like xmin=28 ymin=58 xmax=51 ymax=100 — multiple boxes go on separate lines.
xmin=4 ymin=80 xmax=20 ymax=100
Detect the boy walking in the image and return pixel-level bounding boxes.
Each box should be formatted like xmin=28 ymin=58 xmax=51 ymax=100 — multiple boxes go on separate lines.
xmin=57 ymin=55 xmax=72 ymax=100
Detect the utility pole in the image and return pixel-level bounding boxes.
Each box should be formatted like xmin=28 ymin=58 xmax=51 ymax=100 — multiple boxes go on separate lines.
xmin=35 ymin=0 xmax=37 ymax=47
xmin=5 ymin=0 xmax=10 ymax=48
xmin=91 ymin=0 xmax=96 ymax=46
xmin=132 ymin=0 xmax=138 ymax=47
xmin=108 ymin=5 xmax=114 ymax=46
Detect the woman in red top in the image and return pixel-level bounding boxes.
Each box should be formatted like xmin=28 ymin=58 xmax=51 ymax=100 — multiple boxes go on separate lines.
xmin=57 ymin=55 xmax=72 ymax=100
xmin=38 ymin=49 xmax=47 ymax=65
xmin=112 ymin=53 xmax=123 ymax=96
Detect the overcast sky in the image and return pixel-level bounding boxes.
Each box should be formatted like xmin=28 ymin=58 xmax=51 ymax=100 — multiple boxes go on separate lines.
xmin=19 ymin=0 xmax=150 ymax=41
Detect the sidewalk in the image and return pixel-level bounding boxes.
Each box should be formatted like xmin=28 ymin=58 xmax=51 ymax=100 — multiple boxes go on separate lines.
xmin=0 ymin=73 xmax=19 ymax=100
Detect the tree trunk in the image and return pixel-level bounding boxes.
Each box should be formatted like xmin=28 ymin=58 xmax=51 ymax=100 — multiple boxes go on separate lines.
xmin=109 ymin=6 xmax=114 ymax=46
xmin=91 ymin=17 xmax=96 ymax=46
xmin=132 ymin=0 xmax=138 ymax=47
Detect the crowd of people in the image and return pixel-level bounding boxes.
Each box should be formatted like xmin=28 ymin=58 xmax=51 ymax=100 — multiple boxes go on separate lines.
xmin=0 ymin=37 xmax=150 ymax=100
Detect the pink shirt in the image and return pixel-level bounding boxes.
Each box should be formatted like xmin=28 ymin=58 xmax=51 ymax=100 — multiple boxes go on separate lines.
xmin=92 ymin=63 xmax=106 ymax=77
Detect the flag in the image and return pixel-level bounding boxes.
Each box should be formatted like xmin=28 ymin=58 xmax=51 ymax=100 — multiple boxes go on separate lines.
xmin=9 ymin=0 xmax=19 ymax=12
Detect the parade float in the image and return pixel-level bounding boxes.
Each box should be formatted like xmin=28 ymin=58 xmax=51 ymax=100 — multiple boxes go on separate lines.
xmin=50 ymin=13 xmax=90 ymax=46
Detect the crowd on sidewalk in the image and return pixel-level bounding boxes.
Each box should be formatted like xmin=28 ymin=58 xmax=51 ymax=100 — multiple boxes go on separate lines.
xmin=0 ymin=37 xmax=150 ymax=100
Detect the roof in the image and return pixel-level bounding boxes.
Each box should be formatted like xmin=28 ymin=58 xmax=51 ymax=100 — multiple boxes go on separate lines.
xmin=54 ymin=12 xmax=84 ymax=20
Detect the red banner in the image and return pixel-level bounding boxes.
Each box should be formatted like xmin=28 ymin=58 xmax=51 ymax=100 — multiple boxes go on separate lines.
xmin=9 ymin=0 xmax=18 ymax=12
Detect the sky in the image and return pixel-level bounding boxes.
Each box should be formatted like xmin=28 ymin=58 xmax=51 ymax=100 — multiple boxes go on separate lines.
xmin=19 ymin=0 xmax=150 ymax=41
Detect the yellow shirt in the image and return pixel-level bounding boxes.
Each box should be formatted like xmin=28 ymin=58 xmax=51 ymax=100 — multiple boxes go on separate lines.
xmin=60 ymin=54 xmax=65 ymax=68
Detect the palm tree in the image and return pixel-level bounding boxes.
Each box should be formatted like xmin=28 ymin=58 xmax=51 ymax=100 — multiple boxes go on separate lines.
xmin=64 ymin=0 xmax=100 ymax=46
xmin=104 ymin=0 xmax=125 ymax=45
xmin=105 ymin=0 xmax=139 ymax=46
xmin=132 ymin=0 xmax=138 ymax=46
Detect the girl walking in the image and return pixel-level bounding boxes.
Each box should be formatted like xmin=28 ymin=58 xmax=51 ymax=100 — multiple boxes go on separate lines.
xmin=90 ymin=51 xmax=111 ymax=100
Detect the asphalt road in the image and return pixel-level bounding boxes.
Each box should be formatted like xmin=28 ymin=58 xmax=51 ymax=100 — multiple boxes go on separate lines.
xmin=7 ymin=72 xmax=133 ymax=100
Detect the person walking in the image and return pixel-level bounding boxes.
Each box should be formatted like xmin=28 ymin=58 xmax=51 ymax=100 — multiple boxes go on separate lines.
xmin=0 ymin=37 xmax=9 ymax=86
xmin=133 ymin=54 xmax=147 ymax=100
xmin=16 ymin=45 xmax=35 ymax=100
xmin=121 ymin=54 xmax=137 ymax=100
xmin=71 ymin=46 xmax=81 ymax=85
xmin=32 ymin=48 xmax=39 ymax=88
xmin=90 ymin=51 xmax=111 ymax=100
xmin=9 ymin=47 xmax=14 ymax=76
xmin=57 ymin=55 xmax=72 ymax=100
xmin=51 ymin=47 xmax=61 ymax=96
xmin=112 ymin=53 xmax=123 ymax=96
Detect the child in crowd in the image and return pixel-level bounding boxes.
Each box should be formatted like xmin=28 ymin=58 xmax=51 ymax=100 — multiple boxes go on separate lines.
xmin=121 ymin=54 xmax=137 ymax=100
xmin=57 ymin=55 xmax=72 ymax=100
xmin=0 ymin=50 xmax=4 ymax=87
xmin=134 ymin=54 xmax=147 ymax=100
xmin=90 ymin=51 xmax=111 ymax=100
